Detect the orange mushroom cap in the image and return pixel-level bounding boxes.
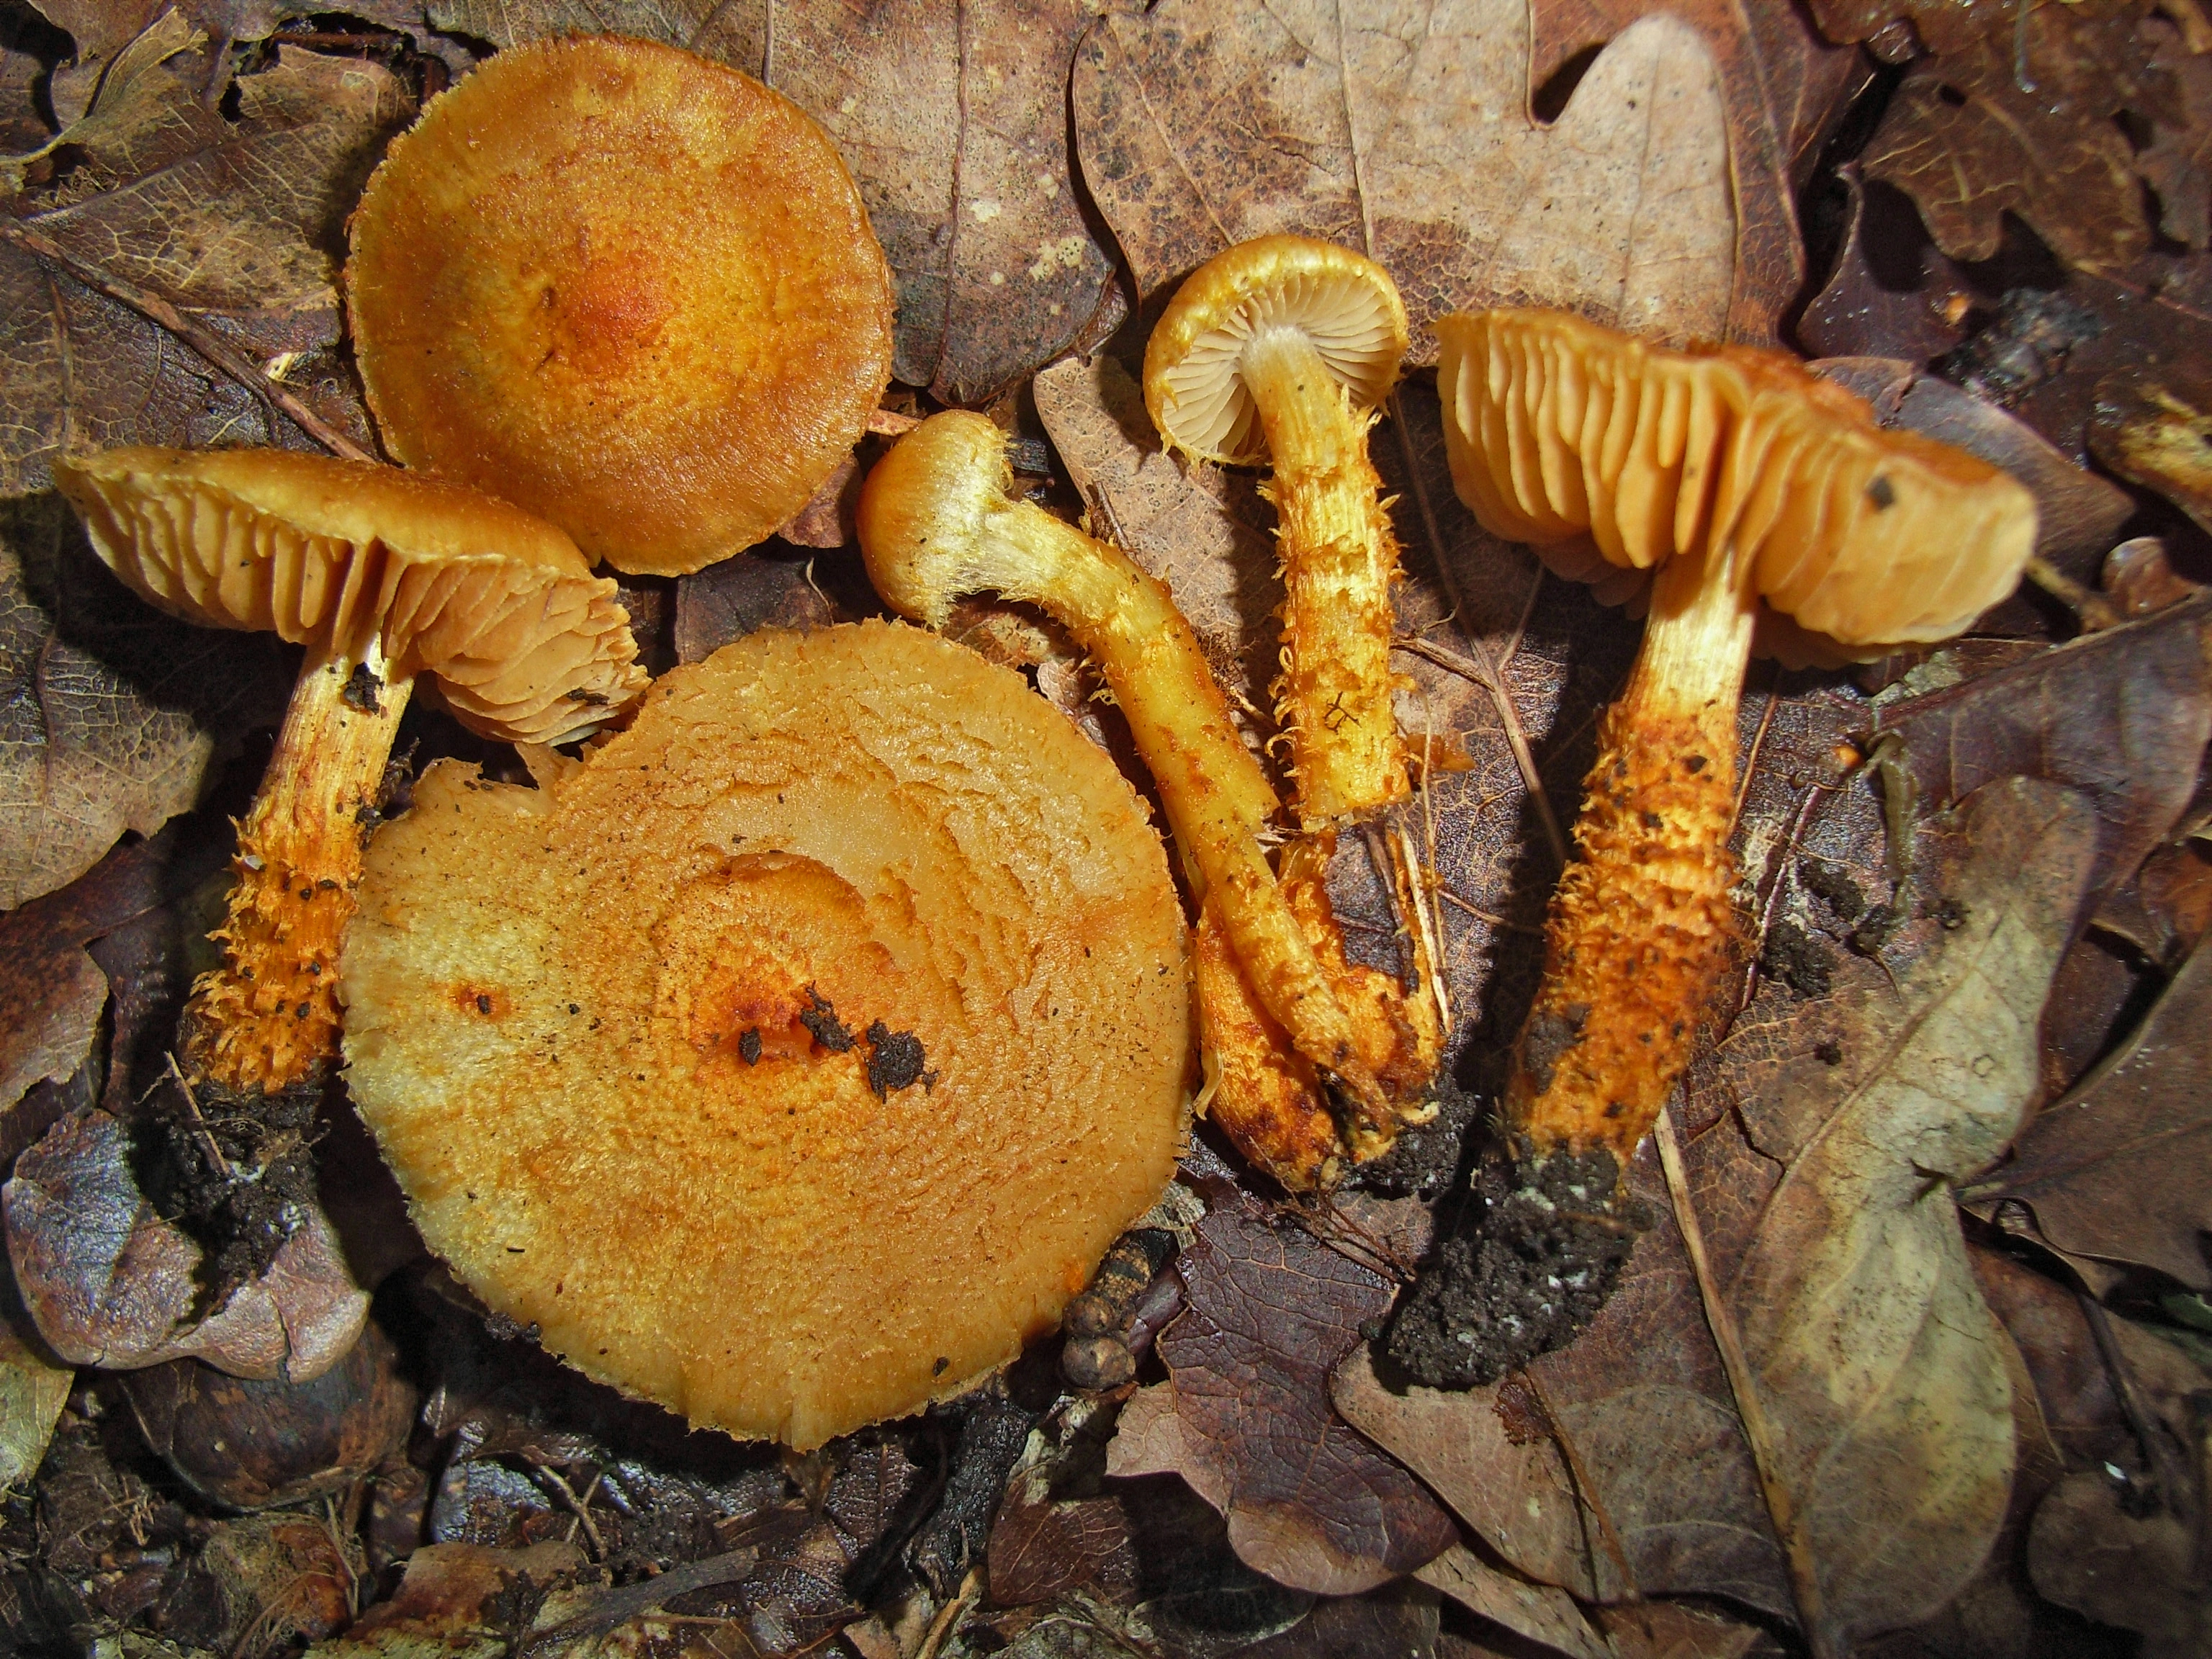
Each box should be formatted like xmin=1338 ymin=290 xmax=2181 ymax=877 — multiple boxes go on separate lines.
xmin=341 ymin=621 xmax=1191 ymax=1449
xmin=346 ymin=35 xmax=895 ymax=576
xmin=1436 ymin=309 xmax=2037 ymax=645
xmin=53 ymin=446 xmax=644 ymax=743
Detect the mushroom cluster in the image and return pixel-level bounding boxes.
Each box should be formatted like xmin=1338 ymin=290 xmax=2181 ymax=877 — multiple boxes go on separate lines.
xmin=347 ymin=35 xmax=895 ymax=575
xmin=1432 ymin=307 xmax=2036 ymax=1308
xmin=340 ymin=622 xmax=1190 ymax=1449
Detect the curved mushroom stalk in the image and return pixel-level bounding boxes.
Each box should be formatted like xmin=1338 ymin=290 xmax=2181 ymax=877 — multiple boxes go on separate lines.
xmin=858 ymin=411 xmax=1438 ymax=1184
xmin=57 ymin=446 xmax=647 ymax=1097
xmin=188 ymin=637 xmax=415 ymax=1089
xmin=1430 ymin=305 xmax=2036 ymax=1374
xmin=1146 ymin=236 xmax=1413 ymax=830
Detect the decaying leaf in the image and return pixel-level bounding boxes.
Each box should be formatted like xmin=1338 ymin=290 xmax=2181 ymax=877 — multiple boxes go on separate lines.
xmin=1074 ymin=0 xmax=1739 ymax=356
xmin=0 ymin=1273 xmax=70 ymax=1496
xmin=1874 ymin=597 xmax=2212 ymax=907
xmin=1973 ymin=935 xmax=2212 ymax=1290
xmin=1724 ymin=775 xmax=2098 ymax=1650
xmin=0 ymin=495 xmax=284 ymax=912
xmin=428 ymin=0 xmax=1117 ymax=405
xmin=1 ymin=24 xmax=407 ymax=490
xmin=1808 ymin=0 xmax=2167 ymax=272
xmin=2027 ymin=1473 xmax=2211 ymax=1658
xmin=4 ymin=1110 xmax=367 ymax=1380
xmin=1414 ymin=1542 xmax=1613 ymax=1659
xmin=1105 ymin=1207 xmax=1455 ymax=1596
xmin=2088 ymin=360 xmax=2212 ymax=536
xmin=309 ymin=1540 xmax=583 ymax=1658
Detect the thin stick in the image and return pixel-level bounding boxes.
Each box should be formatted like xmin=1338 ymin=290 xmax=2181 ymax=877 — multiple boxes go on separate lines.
xmin=915 ymin=1569 xmax=981 ymax=1659
xmin=1521 ymin=1368 xmax=1637 ymax=1598
xmin=164 ymin=1051 xmax=231 ymax=1179
xmin=534 ymin=1462 xmax=605 ymax=1560
xmin=1730 ymin=684 xmax=1781 ymax=835
xmin=1397 ymin=818 xmax=1451 ymax=1033
xmin=1385 ymin=405 xmax=1568 ymax=868
xmin=1438 ymin=886 xmax=1542 ymax=936
xmin=1654 ymin=1107 xmax=1835 ymax=1657
xmin=4 ymin=222 xmax=377 ymax=463
xmin=1391 ymin=631 xmax=1568 ymax=866
xmin=2024 ymin=554 xmax=2122 ymax=631
xmin=2074 ymin=1285 xmax=2194 ymax=1513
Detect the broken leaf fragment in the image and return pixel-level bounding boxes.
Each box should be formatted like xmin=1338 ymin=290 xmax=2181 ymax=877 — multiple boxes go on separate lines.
xmin=342 ymin=621 xmax=1190 ymax=1449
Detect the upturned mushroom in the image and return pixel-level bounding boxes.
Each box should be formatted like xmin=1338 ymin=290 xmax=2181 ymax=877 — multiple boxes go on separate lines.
xmin=347 ymin=35 xmax=894 ymax=576
xmin=1436 ymin=308 xmax=2035 ymax=1246
xmin=1144 ymin=235 xmax=1412 ymax=828
xmin=341 ymin=621 xmax=1189 ymax=1448
xmin=53 ymin=446 xmax=645 ymax=1096
xmin=857 ymin=412 xmax=1436 ymax=1187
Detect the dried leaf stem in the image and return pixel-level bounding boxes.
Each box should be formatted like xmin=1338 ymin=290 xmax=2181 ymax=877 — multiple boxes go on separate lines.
xmin=1653 ymin=1107 xmax=1836 ymax=1659
xmin=2 ymin=222 xmax=376 ymax=464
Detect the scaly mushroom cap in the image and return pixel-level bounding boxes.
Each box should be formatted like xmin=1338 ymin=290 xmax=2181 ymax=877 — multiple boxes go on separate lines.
xmin=54 ymin=446 xmax=646 ymax=743
xmin=347 ymin=35 xmax=895 ymax=576
xmin=341 ymin=621 xmax=1190 ymax=1449
xmin=1145 ymin=235 xmax=1409 ymax=464
xmin=1436 ymin=308 xmax=2038 ymax=645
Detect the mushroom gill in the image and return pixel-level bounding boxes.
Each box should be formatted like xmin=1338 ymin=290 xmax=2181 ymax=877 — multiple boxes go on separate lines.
xmin=340 ymin=621 xmax=1190 ymax=1449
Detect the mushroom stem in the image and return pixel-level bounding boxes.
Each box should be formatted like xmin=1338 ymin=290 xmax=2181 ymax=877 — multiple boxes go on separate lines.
xmin=1237 ymin=328 xmax=1410 ymax=828
xmin=1508 ymin=545 xmax=1756 ymax=1165
xmin=184 ymin=638 xmax=414 ymax=1094
xmin=858 ymin=414 xmax=1387 ymax=1120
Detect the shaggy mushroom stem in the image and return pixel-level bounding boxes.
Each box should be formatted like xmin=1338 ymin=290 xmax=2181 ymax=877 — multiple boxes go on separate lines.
xmin=858 ymin=412 xmax=1387 ymax=1119
xmin=186 ymin=639 xmax=415 ymax=1093
xmin=1236 ymin=328 xmax=1406 ymax=826
xmin=1144 ymin=235 xmax=1413 ymax=831
xmin=1509 ymin=544 xmax=1755 ymax=1164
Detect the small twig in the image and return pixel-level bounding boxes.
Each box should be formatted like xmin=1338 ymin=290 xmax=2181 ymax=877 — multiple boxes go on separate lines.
xmin=915 ymin=1568 xmax=982 ymax=1659
xmin=533 ymin=1462 xmax=605 ymax=1560
xmin=1729 ymin=684 xmax=1782 ymax=835
xmin=1654 ymin=1107 xmax=1836 ymax=1658
xmin=1391 ymin=631 xmax=1569 ymax=868
xmin=3 ymin=222 xmax=376 ymax=463
xmin=1732 ymin=782 xmax=1832 ymax=1021
xmin=2074 ymin=1286 xmax=2195 ymax=1515
xmin=164 ymin=1052 xmax=231 ymax=1179
xmin=2024 ymin=553 xmax=2123 ymax=631
xmin=1396 ymin=818 xmax=1451 ymax=1033
xmin=1385 ymin=405 xmax=1568 ymax=869
xmin=1437 ymin=885 xmax=1542 ymax=936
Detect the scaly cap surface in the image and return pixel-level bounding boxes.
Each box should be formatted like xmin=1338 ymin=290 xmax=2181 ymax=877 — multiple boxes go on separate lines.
xmin=347 ymin=35 xmax=895 ymax=575
xmin=341 ymin=621 xmax=1190 ymax=1449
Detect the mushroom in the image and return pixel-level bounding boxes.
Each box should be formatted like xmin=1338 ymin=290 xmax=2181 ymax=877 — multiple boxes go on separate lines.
xmin=53 ymin=446 xmax=646 ymax=1096
xmin=346 ymin=35 xmax=895 ymax=576
xmin=339 ymin=621 xmax=1189 ymax=1449
xmin=857 ymin=411 xmax=1435 ymax=1187
xmin=1435 ymin=308 xmax=2036 ymax=1197
xmin=1144 ymin=235 xmax=1411 ymax=828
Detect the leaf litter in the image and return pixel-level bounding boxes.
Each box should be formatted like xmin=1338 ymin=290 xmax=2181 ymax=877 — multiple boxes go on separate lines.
xmin=3 ymin=0 xmax=2212 ymax=1655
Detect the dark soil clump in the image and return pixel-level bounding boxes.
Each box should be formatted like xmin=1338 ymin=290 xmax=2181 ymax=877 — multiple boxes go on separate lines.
xmin=138 ymin=1074 xmax=322 ymax=1308
xmin=1385 ymin=1148 xmax=1645 ymax=1388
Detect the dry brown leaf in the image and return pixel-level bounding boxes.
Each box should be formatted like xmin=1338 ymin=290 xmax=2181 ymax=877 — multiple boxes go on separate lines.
xmin=1414 ymin=1542 xmax=1613 ymax=1659
xmin=1972 ymin=936 xmax=2212 ymax=1290
xmin=3 ymin=1110 xmax=367 ymax=1380
xmin=2027 ymin=1473 xmax=2211 ymax=1657
xmin=1808 ymin=0 xmax=2167 ymax=272
xmin=0 ymin=1275 xmax=70 ymax=1496
xmin=0 ymin=29 xmax=404 ymax=490
xmin=1105 ymin=1207 xmax=1456 ymax=1596
xmin=0 ymin=495 xmax=284 ymax=912
xmin=431 ymin=0 xmax=1118 ymax=404
xmin=1722 ymin=776 xmax=2098 ymax=1650
xmin=1074 ymin=0 xmax=1739 ymax=356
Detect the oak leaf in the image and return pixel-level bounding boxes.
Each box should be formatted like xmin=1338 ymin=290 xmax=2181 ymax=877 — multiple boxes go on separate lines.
xmin=1105 ymin=1207 xmax=1455 ymax=1596
xmin=1074 ymin=0 xmax=1739 ymax=356
xmin=1972 ymin=935 xmax=2212 ymax=1290
xmin=0 ymin=496 xmax=284 ymax=911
